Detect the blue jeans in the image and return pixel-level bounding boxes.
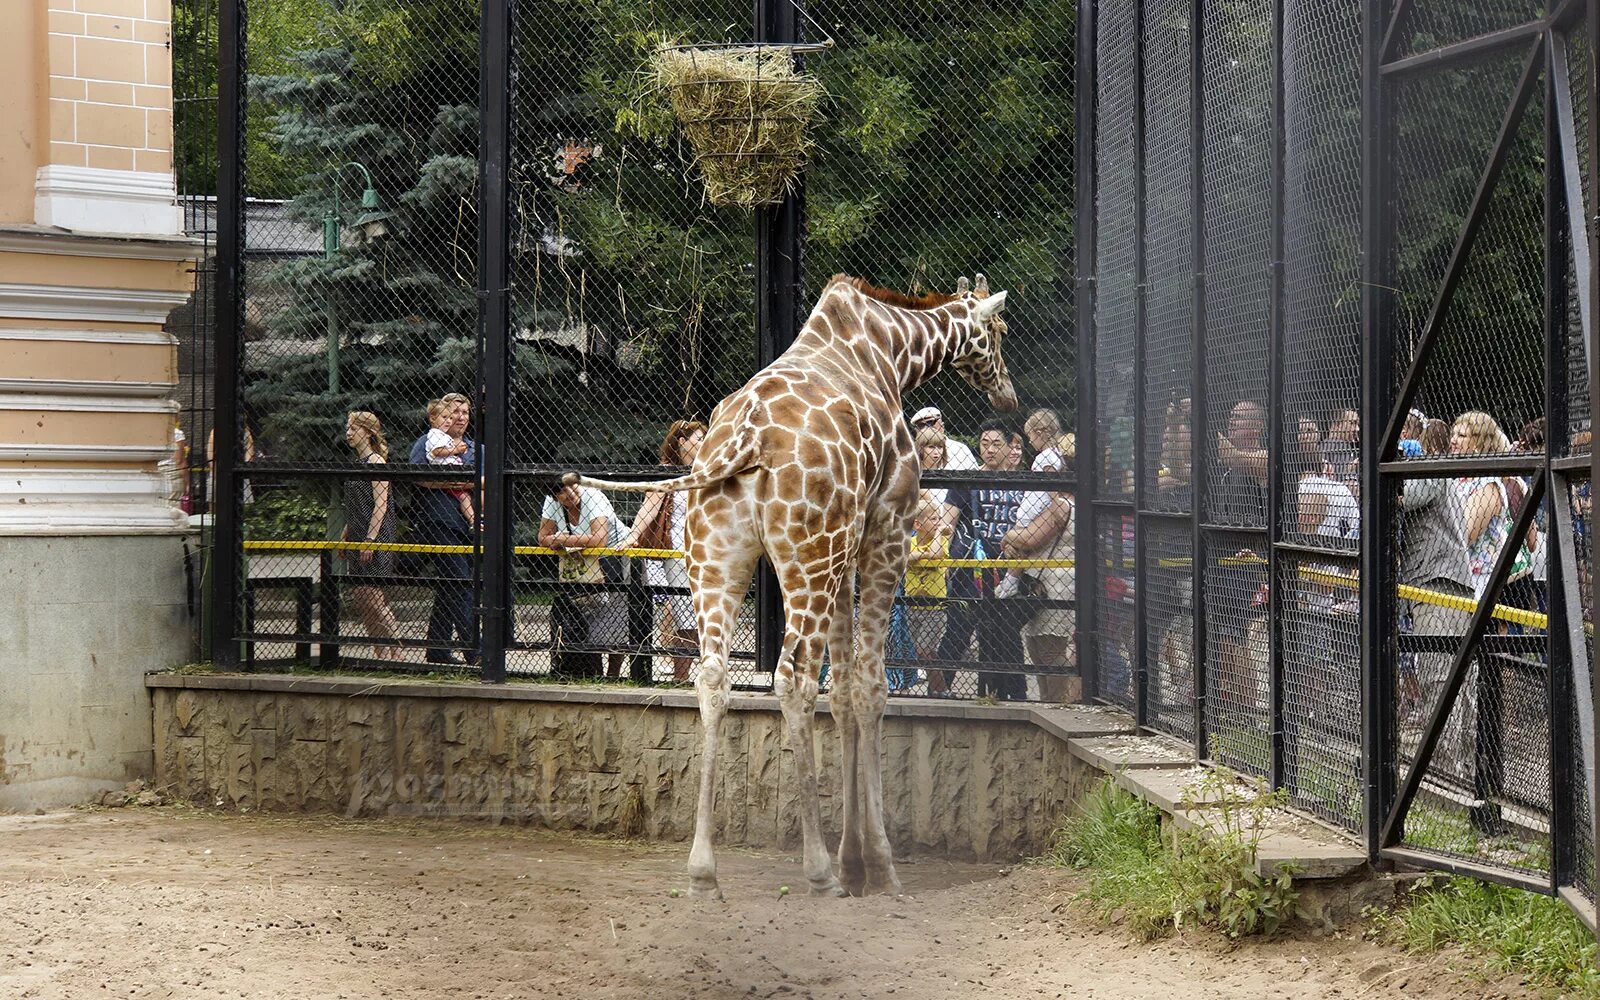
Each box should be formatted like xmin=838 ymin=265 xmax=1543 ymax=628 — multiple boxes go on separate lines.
xmin=412 ymin=514 xmax=477 ymax=663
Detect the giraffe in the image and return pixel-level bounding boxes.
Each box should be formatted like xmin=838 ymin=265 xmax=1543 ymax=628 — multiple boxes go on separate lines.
xmin=565 ymin=273 xmax=1015 ymax=899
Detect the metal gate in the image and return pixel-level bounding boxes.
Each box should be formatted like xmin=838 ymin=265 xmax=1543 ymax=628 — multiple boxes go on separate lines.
xmin=1075 ymin=0 xmax=1600 ymax=926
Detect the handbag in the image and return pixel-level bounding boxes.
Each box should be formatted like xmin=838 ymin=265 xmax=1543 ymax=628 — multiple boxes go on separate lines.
xmin=636 ymin=493 xmax=675 ymax=552
xmin=1020 ymin=499 xmax=1076 ymax=603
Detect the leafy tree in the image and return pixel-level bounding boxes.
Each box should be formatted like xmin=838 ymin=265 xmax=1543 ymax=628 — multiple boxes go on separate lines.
xmin=238 ymin=0 xmax=1078 ymax=465
xmin=244 ymin=1 xmax=480 ymax=456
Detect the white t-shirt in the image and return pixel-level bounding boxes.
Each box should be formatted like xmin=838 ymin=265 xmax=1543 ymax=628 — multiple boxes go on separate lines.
xmin=1014 ymin=490 xmax=1054 ymax=529
xmin=425 ymin=427 xmax=463 ymax=466
xmin=1032 ymin=447 xmax=1062 ymax=474
xmin=542 ymin=488 xmax=624 ymax=546
xmin=945 ymin=439 xmax=980 ymax=470
xmin=1300 ymin=475 xmax=1359 ymax=540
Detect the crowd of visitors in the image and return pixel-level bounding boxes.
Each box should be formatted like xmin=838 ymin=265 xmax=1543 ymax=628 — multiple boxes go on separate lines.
xmin=317 ymin=383 xmax=1551 ymax=722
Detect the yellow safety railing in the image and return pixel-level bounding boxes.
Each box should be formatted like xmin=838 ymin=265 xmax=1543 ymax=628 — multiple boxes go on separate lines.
xmin=243 ymin=539 xmax=1563 ymax=630
xmin=242 ymin=538 xmax=1076 ymax=570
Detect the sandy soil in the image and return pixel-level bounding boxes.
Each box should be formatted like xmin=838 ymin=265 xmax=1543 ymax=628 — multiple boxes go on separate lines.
xmin=0 ymin=808 xmax=1535 ymax=1000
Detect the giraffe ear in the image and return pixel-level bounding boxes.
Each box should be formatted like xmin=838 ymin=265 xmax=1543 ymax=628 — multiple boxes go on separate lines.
xmin=956 ymin=276 xmax=970 ymax=295
xmin=971 ymin=289 xmax=1008 ymax=323
xmin=974 ymin=273 xmax=990 ymax=296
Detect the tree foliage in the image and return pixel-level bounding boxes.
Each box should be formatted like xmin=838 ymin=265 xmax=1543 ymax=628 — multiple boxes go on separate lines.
xmin=236 ymin=0 xmax=1078 ymax=463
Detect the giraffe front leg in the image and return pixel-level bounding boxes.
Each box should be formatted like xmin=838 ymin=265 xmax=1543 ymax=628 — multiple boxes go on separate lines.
xmin=852 ymin=527 xmax=908 ymax=895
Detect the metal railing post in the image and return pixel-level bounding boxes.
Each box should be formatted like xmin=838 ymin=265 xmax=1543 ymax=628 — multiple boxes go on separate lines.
xmin=1075 ymin=0 xmax=1101 ymax=703
xmin=1359 ymin=0 xmax=1395 ymax=863
xmin=477 ymin=0 xmax=513 ymax=683
xmin=211 ymin=0 xmax=243 ymax=669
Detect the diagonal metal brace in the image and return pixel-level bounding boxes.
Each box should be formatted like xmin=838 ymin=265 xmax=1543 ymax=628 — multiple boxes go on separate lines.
xmin=1381 ymin=39 xmax=1545 ymax=461
xmin=1381 ymin=469 xmax=1547 ymax=848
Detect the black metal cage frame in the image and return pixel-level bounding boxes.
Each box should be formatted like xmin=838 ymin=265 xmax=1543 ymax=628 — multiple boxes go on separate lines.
xmin=1070 ymin=0 xmax=1600 ymax=924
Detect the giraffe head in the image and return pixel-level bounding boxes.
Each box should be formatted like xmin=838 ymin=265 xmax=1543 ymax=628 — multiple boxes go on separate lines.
xmin=950 ymin=274 xmax=1017 ymax=412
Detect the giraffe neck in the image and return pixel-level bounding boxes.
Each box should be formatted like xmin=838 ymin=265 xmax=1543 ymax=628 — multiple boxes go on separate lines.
xmin=791 ymin=286 xmax=970 ymax=398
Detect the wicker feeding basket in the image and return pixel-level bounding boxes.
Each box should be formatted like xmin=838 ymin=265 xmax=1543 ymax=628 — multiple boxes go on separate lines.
xmin=652 ymin=42 xmax=828 ymax=209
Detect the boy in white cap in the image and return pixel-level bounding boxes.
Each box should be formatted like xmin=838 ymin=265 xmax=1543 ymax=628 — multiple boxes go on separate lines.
xmin=910 ymin=406 xmax=979 ymax=469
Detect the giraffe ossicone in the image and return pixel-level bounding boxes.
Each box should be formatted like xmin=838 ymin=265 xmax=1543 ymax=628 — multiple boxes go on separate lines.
xmin=571 ymin=273 xmax=1015 ymax=899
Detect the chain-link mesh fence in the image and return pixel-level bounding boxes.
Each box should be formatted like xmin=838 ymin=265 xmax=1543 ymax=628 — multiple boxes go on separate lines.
xmin=1143 ymin=520 xmax=1194 ymax=741
xmin=1200 ymin=0 xmax=1272 ymax=533
xmin=1095 ymin=0 xmax=1138 ymax=503
xmin=202 ymin=0 xmax=1600 ymax=913
xmin=1142 ymin=0 xmax=1194 ymax=522
xmin=217 ymin=0 xmax=1078 ymax=698
xmin=233 ymin=0 xmax=484 ymax=671
xmin=1568 ymin=475 xmax=1596 ymax=901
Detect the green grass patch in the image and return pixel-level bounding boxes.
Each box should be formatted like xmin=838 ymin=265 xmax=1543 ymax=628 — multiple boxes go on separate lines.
xmin=1371 ymin=875 xmax=1600 ymax=998
xmin=1041 ymin=775 xmax=1300 ymax=941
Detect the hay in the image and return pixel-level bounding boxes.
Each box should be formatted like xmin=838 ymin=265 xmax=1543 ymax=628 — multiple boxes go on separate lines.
xmin=653 ymin=45 xmax=823 ymax=208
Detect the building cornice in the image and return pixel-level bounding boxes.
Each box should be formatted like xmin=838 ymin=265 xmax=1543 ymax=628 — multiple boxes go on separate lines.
xmin=0 ymin=282 xmax=193 ymax=325
xmin=0 ymin=224 xmax=203 ymax=262
xmin=0 ymin=378 xmax=176 ymax=398
xmin=0 ymin=392 xmax=178 ymax=413
xmin=0 ymin=327 xmax=176 ymax=346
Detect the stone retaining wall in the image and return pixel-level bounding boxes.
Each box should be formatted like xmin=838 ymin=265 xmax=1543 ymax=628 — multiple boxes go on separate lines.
xmin=148 ymin=675 xmax=1131 ymax=861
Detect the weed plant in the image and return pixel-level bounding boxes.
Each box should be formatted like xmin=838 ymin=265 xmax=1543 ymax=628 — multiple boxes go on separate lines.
xmin=1370 ymin=875 xmax=1600 ymax=998
xmin=1043 ymin=775 xmax=1300 ymax=940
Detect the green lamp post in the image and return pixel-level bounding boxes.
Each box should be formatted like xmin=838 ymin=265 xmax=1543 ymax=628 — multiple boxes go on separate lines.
xmin=321 ymin=161 xmax=394 ymax=395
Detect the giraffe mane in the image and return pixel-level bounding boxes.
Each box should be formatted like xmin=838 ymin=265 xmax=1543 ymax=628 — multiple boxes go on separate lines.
xmin=827 ymin=274 xmax=960 ymax=311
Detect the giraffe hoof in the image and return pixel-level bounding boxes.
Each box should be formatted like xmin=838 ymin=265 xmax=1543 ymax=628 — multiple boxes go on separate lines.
xmin=863 ymin=876 xmax=904 ymax=896
xmin=808 ymin=877 xmax=847 ymax=898
xmin=687 ymin=881 xmax=724 ymax=901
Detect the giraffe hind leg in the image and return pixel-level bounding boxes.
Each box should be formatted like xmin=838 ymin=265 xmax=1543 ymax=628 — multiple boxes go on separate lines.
xmin=827 ymin=570 xmax=869 ymax=896
xmin=684 ymin=510 xmax=761 ymax=900
xmin=774 ymin=563 xmax=848 ymax=897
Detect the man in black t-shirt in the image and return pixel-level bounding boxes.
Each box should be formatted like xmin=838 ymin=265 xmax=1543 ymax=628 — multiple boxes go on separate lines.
xmin=936 ymin=420 xmax=1028 ymax=700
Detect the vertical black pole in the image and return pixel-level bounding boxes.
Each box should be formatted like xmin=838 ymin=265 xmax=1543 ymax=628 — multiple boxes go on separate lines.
xmin=1190 ymin=0 xmax=1209 ymax=759
xmin=1132 ymin=0 xmax=1149 ymax=726
xmin=477 ymin=0 xmax=512 ymax=683
xmin=1587 ymin=0 xmax=1600 ymax=916
xmin=1545 ymin=30 xmax=1574 ymax=894
xmin=211 ymin=0 xmax=243 ymax=669
xmin=1360 ymin=0 xmax=1395 ymax=864
xmin=754 ymin=0 xmax=803 ymax=679
xmin=1075 ymin=0 xmax=1100 ymax=703
xmin=1266 ymin=0 xmax=1287 ymax=790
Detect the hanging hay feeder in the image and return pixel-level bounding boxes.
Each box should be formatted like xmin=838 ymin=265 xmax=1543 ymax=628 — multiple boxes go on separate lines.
xmin=652 ymin=42 xmax=828 ymax=209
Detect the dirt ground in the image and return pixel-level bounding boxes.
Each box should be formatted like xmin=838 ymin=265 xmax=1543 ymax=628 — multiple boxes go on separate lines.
xmin=0 ymin=809 xmax=1537 ymax=1000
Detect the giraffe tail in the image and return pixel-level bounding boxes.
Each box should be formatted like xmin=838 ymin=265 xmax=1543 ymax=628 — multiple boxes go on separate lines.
xmin=562 ymin=405 xmax=764 ymax=494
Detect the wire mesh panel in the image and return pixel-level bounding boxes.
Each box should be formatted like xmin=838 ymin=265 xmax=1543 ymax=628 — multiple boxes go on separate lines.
xmin=1204 ymin=532 xmax=1270 ymax=777
xmin=1389 ymin=52 xmax=1536 ymax=446
xmin=1562 ymin=25 xmax=1593 ymax=455
xmin=230 ymin=0 xmax=485 ymax=671
xmin=1568 ymin=476 xmax=1596 ymax=903
xmin=1398 ymin=649 xmax=1553 ymax=881
xmin=1096 ymin=0 xmax=1139 ymax=500
xmin=804 ymin=0 xmax=1077 ymax=444
xmin=504 ymin=0 xmax=760 ymax=685
xmin=1096 ymin=513 xmax=1137 ymax=708
xmin=1393 ymin=0 xmax=1546 ymax=63
xmin=1282 ymin=554 xmax=1362 ymax=828
xmin=1200 ymin=0 xmax=1272 ymax=529
xmin=1281 ymin=0 xmax=1361 ymax=544
xmin=1143 ymin=520 xmax=1194 ymax=741
xmin=242 ymin=1 xmax=483 ymax=467
xmin=507 ymin=0 xmax=757 ymax=470
xmin=1141 ymin=0 xmax=1195 ymax=516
